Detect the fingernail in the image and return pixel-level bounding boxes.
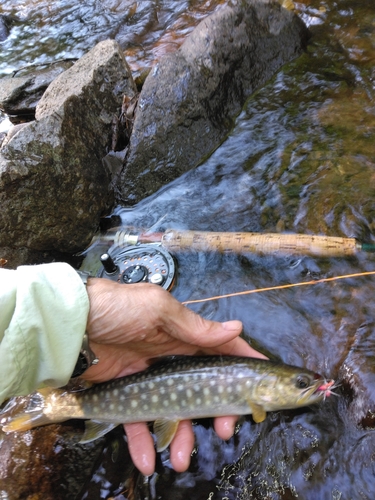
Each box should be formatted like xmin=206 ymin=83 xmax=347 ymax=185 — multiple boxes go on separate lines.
xmin=221 ymin=419 xmax=235 ymax=439
xmin=222 ymin=320 xmax=242 ymax=331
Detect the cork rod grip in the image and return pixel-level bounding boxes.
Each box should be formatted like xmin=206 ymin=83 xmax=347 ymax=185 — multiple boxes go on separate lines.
xmin=161 ymin=230 xmax=359 ymax=257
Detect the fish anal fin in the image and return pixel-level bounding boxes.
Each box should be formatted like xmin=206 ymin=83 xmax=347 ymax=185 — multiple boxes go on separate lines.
xmin=79 ymin=421 xmax=119 ymax=444
xmin=153 ymin=419 xmax=179 ymax=452
xmin=247 ymin=400 xmax=267 ymax=423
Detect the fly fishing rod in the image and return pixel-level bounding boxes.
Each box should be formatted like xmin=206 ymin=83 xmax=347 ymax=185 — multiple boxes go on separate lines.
xmin=95 ymin=227 xmax=375 ymax=258
xmin=89 ymin=227 xmax=375 ymax=292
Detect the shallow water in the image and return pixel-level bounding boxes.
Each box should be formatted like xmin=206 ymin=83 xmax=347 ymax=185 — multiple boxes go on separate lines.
xmin=0 ymin=0 xmax=224 ymax=78
xmin=93 ymin=1 xmax=375 ymax=498
xmin=2 ymin=0 xmax=375 ymax=498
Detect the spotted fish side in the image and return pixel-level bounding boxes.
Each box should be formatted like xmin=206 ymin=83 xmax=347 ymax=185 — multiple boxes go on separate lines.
xmin=1 ymin=356 xmax=332 ymax=451
xmin=77 ymin=358 xmax=263 ymax=423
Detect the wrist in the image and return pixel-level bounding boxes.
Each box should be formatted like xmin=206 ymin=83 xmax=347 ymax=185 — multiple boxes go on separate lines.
xmin=73 ymin=272 xmax=100 ymax=378
xmin=71 ymin=332 xmax=99 ymax=378
xmin=85 ymin=277 xmax=124 ymax=338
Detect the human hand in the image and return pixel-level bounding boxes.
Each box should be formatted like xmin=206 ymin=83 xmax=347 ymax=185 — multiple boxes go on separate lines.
xmin=84 ymin=278 xmax=267 ymax=475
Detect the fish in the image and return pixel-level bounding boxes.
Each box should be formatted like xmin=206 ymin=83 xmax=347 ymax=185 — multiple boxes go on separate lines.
xmin=1 ymin=356 xmax=334 ymax=452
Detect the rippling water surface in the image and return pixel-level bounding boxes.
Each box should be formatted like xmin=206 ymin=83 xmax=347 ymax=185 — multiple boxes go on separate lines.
xmin=0 ymin=0 xmax=224 ymax=77
xmin=2 ymin=0 xmax=375 ymax=498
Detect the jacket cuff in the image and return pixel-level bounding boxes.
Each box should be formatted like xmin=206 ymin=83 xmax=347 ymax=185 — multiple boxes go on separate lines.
xmin=0 ymin=263 xmax=89 ymax=403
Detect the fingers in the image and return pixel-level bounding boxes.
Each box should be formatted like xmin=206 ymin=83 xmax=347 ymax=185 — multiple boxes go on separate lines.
xmin=124 ymin=422 xmax=156 ymax=476
xmin=213 ymin=415 xmax=238 ymax=441
xmin=212 ymin=335 xmax=268 ymax=359
xmin=124 ymin=420 xmax=196 ymax=474
xmin=158 ymin=294 xmax=244 ymax=347
xmin=161 ymin=299 xmax=268 ymax=359
xmin=87 ymin=278 xmax=267 ymax=359
xmin=169 ymin=420 xmax=195 ymax=472
xmin=156 ymin=291 xmax=266 ymax=357
xmin=124 ymin=417 xmax=239 ymax=475
xmin=162 ymin=302 xmax=244 ymax=348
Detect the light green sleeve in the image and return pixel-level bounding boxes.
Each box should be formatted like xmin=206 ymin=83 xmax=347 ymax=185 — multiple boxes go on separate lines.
xmin=0 ymin=262 xmax=90 ymax=404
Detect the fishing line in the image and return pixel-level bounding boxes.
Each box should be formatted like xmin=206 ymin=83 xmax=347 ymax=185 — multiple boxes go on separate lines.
xmin=182 ymin=270 xmax=375 ymax=305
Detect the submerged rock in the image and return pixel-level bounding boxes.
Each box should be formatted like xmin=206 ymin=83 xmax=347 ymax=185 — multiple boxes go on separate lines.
xmin=0 ymin=39 xmax=137 ymax=266
xmin=118 ymin=0 xmax=310 ymax=205
xmin=0 ymin=422 xmax=105 ymax=500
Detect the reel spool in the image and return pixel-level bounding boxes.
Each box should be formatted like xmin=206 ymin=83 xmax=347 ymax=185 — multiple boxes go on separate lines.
xmin=97 ymin=244 xmax=176 ymax=291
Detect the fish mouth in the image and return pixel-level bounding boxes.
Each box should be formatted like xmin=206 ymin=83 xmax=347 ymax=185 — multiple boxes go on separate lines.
xmin=297 ymin=378 xmax=335 ymax=404
xmin=305 ymin=379 xmax=336 ymax=403
xmin=316 ymin=379 xmax=336 ymax=400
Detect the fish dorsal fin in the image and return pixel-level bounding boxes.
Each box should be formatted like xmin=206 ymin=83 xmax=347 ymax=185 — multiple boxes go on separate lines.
xmin=147 ymin=352 xmax=206 ymax=366
xmin=146 ymin=353 xmax=208 ymax=373
xmin=247 ymin=400 xmax=267 ymax=423
xmin=79 ymin=421 xmax=119 ymax=444
xmin=153 ymin=419 xmax=180 ymax=452
xmin=146 ymin=356 xmax=189 ymax=368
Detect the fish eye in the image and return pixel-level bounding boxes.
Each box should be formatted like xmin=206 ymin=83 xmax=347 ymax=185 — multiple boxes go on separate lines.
xmin=295 ymin=375 xmax=311 ymax=389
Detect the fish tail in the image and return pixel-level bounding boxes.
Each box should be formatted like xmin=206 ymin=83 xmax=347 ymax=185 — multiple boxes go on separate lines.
xmin=2 ymin=387 xmax=65 ymax=433
xmin=2 ymin=411 xmax=59 ymax=432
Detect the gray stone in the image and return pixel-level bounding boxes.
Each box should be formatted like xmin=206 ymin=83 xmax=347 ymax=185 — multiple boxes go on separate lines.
xmin=1 ymin=122 xmax=28 ymax=148
xmin=118 ymin=0 xmax=309 ymax=205
xmin=0 ymin=39 xmax=137 ymax=265
xmin=0 ymin=60 xmax=75 ymax=119
xmin=0 ymin=15 xmax=11 ymax=42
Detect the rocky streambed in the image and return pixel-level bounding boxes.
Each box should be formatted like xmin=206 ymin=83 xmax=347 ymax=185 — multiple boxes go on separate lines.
xmin=1 ymin=0 xmax=375 ymax=499
xmin=0 ymin=0 xmax=308 ymax=268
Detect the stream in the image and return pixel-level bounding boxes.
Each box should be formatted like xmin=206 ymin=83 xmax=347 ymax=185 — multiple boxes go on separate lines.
xmin=1 ymin=0 xmax=375 ymax=498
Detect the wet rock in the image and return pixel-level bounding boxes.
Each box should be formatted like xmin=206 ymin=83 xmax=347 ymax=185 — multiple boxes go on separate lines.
xmin=0 ymin=246 xmax=83 ymax=270
xmin=0 ymin=60 xmax=76 ymax=122
xmin=0 ymin=388 xmax=132 ymax=499
xmin=0 ymin=39 xmax=137 ymax=266
xmin=0 ymin=382 xmax=108 ymax=499
xmin=78 ymin=426 xmax=136 ymax=499
xmin=118 ymin=0 xmax=309 ymax=205
xmin=0 ymin=15 xmax=11 ymax=42
xmin=0 ymin=423 xmax=105 ymax=500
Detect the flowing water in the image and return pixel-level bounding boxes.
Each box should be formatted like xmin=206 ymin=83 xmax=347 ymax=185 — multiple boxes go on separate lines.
xmin=1 ymin=0 xmax=375 ymax=498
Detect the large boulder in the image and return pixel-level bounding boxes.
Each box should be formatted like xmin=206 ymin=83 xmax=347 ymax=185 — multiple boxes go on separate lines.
xmin=0 ymin=40 xmax=137 ymax=267
xmin=118 ymin=0 xmax=309 ymax=205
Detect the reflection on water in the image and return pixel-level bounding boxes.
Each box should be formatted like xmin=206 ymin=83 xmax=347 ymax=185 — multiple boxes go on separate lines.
xmin=2 ymin=0 xmax=375 ymax=498
xmin=0 ymin=0 xmax=224 ymax=78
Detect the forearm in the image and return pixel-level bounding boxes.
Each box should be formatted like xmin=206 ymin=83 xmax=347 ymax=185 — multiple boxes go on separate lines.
xmin=0 ymin=263 xmax=89 ymax=403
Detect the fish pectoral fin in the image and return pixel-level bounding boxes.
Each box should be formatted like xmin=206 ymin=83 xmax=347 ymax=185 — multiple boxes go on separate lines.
xmin=247 ymin=400 xmax=267 ymax=423
xmin=153 ymin=419 xmax=180 ymax=452
xmin=80 ymin=421 xmax=119 ymax=444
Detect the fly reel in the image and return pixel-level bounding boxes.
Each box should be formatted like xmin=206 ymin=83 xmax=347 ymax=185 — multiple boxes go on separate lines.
xmin=97 ymin=244 xmax=176 ymax=291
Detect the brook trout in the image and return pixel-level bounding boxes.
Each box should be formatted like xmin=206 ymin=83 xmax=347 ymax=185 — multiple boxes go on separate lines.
xmin=1 ymin=356 xmax=334 ymax=451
